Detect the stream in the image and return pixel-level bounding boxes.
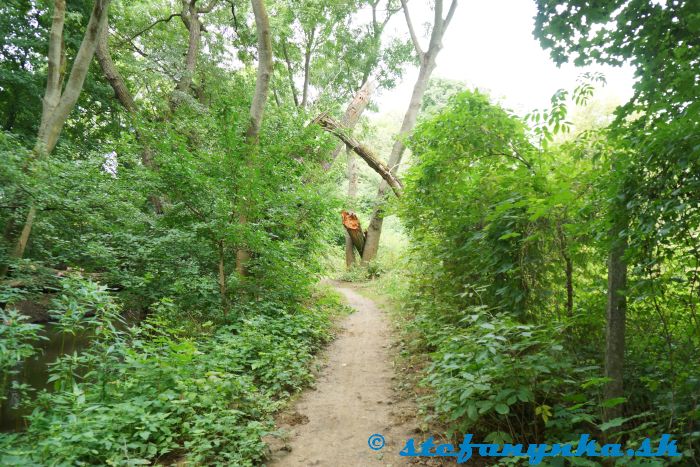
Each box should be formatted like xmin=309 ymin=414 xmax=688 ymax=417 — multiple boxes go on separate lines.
xmin=1 ymin=313 xmax=139 ymax=432
xmin=1 ymin=324 xmax=92 ymax=432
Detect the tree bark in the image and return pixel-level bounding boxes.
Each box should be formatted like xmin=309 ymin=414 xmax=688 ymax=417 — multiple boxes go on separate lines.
xmin=10 ymin=206 xmax=36 ymax=260
xmin=96 ymin=21 xmax=135 ymax=112
xmin=38 ymin=0 xmax=111 ymax=155
xmin=245 ymin=0 xmax=272 ymax=144
xmin=361 ymin=0 xmax=456 ymax=264
xmin=556 ymin=220 xmax=574 ymax=317
xmin=281 ymin=41 xmax=299 ymax=107
xmin=218 ymin=240 xmax=229 ymax=314
xmin=325 ymin=80 xmax=376 ymax=169
xmin=236 ymin=0 xmax=273 ymax=275
xmin=37 ymin=0 xmax=67 ymax=150
xmin=300 ymin=26 xmax=315 ymax=108
xmin=174 ymin=0 xmax=202 ymax=96
xmin=565 ymin=255 xmax=574 ymax=316
xmin=604 ymin=212 xmax=628 ymax=422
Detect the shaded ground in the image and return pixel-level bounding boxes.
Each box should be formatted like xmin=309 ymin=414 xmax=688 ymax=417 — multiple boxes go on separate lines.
xmin=266 ymin=281 xmax=431 ymax=467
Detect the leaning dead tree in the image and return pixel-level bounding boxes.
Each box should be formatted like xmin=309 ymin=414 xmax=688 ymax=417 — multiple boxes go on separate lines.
xmin=312 ymin=112 xmax=403 ymax=197
xmin=324 ymin=80 xmax=376 ymax=268
xmin=313 ymin=109 xmax=403 ymax=261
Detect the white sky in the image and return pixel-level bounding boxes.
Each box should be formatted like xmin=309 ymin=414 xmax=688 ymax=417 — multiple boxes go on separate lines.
xmin=372 ymin=0 xmax=636 ymax=117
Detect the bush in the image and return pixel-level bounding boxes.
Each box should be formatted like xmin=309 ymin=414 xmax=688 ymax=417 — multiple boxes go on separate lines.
xmin=0 ymin=280 xmax=340 ymax=466
xmin=421 ymin=309 xmax=596 ymax=444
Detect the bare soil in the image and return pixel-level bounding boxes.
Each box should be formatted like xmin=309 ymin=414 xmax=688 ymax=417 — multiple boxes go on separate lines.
xmin=266 ymin=281 xmax=431 ymax=467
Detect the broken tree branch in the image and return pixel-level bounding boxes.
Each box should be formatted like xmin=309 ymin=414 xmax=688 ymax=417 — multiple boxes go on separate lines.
xmin=313 ymin=112 xmax=404 ymax=197
xmin=125 ymin=13 xmax=182 ymax=42
xmin=325 ymin=79 xmax=375 ymax=169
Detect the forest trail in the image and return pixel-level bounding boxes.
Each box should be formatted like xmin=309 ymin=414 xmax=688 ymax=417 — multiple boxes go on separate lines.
xmin=267 ymin=282 xmax=420 ymax=467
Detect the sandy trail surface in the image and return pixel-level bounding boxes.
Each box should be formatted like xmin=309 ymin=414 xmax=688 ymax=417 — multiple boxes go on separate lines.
xmin=267 ymin=282 xmax=420 ymax=467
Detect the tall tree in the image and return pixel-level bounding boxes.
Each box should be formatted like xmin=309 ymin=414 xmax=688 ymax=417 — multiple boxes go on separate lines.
xmin=361 ymin=0 xmax=457 ymax=264
xmin=235 ymin=0 xmax=273 ymax=275
xmin=604 ymin=199 xmax=628 ymax=420
xmin=5 ymin=0 xmax=112 ymax=269
xmin=534 ymin=0 xmax=700 ymax=423
xmin=336 ymin=80 xmax=376 ymax=267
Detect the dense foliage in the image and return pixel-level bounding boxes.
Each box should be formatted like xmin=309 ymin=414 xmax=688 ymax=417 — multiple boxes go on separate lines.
xmin=0 ymin=0 xmax=391 ymax=464
xmin=392 ymin=87 xmax=699 ymax=460
xmin=0 ymin=0 xmax=697 ymax=465
xmin=1 ymin=275 xmax=341 ymax=465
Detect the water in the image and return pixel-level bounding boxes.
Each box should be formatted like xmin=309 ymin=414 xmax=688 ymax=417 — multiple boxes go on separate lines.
xmin=1 ymin=309 xmax=141 ymax=432
xmin=1 ymin=323 xmax=94 ymax=432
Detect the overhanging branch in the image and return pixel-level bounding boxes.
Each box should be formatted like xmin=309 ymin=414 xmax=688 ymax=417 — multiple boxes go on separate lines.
xmin=313 ymin=112 xmax=404 ymax=197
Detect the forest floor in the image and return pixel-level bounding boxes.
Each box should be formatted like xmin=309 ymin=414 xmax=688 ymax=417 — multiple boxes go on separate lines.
xmin=266 ymin=281 xmax=443 ymax=467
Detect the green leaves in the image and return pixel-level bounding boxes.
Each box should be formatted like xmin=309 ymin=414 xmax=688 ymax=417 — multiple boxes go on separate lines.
xmin=2 ymin=287 xmax=340 ymax=465
xmin=422 ymin=309 xmax=585 ymax=439
xmin=0 ymin=307 xmax=46 ymax=407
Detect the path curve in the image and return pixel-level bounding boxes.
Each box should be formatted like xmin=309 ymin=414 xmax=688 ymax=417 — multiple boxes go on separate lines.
xmin=267 ymin=282 xmax=415 ymax=466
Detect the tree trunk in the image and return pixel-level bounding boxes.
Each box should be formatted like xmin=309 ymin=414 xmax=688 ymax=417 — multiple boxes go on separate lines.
xmin=565 ymin=256 xmax=574 ymax=316
xmin=281 ymin=41 xmax=299 ymax=106
xmin=300 ymin=27 xmax=315 ymax=108
xmin=342 ymin=210 xmax=365 ymax=256
xmin=345 ymin=146 xmax=358 ymax=268
xmin=6 ymin=0 xmax=111 ymax=268
xmin=175 ymin=0 xmax=201 ymax=96
xmin=10 ymin=206 xmax=36 ymax=260
xmin=96 ymin=21 xmax=135 ymax=112
xmin=235 ymin=0 xmax=273 ymax=275
xmin=218 ymin=240 xmax=229 ymax=314
xmin=245 ymin=0 xmax=272 ymax=144
xmin=361 ymin=56 xmax=435 ymax=263
xmin=556 ymin=220 xmax=574 ymax=317
xmin=604 ymin=212 xmax=627 ymax=422
xmin=361 ymin=0 xmax=456 ymax=264
xmin=37 ymin=0 xmax=67 ymax=151
xmin=38 ymin=0 xmax=111 ymax=155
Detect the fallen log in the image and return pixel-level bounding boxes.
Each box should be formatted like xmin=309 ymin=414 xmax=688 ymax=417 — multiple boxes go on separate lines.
xmin=341 ymin=210 xmax=365 ymax=256
xmin=313 ymin=113 xmax=404 ymax=197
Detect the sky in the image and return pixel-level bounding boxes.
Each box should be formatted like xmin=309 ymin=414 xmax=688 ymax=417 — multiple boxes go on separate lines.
xmin=371 ymin=0 xmax=636 ymax=117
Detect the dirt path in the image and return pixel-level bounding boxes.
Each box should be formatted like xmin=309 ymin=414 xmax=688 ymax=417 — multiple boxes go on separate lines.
xmin=267 ymin=282 xmax=418 ymax=467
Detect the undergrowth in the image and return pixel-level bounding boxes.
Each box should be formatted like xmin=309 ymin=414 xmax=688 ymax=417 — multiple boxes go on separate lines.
xmin=0 ymin=277 xmax=344 ymax=466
